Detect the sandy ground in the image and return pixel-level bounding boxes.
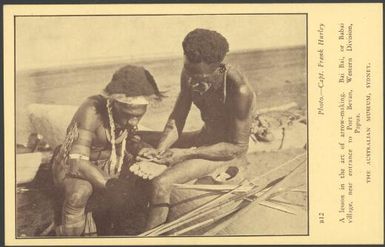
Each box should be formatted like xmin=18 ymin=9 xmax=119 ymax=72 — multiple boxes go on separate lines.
xmin=15 ymin=46 xmax=307 ymax=237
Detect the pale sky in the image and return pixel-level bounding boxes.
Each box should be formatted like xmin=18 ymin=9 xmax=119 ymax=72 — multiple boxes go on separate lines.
xmin=16 ymin=15 xmax=306 ymax=70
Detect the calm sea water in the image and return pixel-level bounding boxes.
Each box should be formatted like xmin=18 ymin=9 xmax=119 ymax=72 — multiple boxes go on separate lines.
xmin=16 ymin=46 xmax=306 ymax=144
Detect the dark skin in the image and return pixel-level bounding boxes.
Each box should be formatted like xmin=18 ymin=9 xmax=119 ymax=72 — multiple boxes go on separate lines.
xmin=52 ymin=97 xmax=149 ymax=235
xmin=64 ymin=99 xmax=148 ymax=188
xmin=139 ymin=57 xmax=254 ymax=165
xmin=138 ymin=57 xmax=255 ymax=230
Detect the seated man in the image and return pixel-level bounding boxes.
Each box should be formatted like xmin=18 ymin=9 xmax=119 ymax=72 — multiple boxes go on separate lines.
xmin=137 ymin=28 xmax=257 ymax=230
xmin=51 ymin=65 xmax=162 ymax=236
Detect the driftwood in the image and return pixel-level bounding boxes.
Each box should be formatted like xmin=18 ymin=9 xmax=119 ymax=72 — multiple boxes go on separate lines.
xmin=16 ymin=152 xmax=52 ymax=184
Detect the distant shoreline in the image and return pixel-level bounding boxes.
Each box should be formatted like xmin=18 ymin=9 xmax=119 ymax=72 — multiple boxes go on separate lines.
xmin=17 ymin=45 xmax=305 ymax=76
xmin=15 ymin=45 xmax=306 ymax=145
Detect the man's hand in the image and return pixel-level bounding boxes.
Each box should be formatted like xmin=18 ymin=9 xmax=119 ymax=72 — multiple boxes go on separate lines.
xmin=137 ymin=147 xmax=162 ymax=161
xmin=153 ymin=148 xmax=194 ymax=166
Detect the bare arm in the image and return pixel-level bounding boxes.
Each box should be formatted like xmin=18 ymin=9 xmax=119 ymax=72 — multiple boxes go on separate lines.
xmin=157 ymin=70 xmax=193 ymax=152
xmin=126 ymin=136 xmax=153 ymax=156
xmin=67 ymin=100 xmax=110 ymax=189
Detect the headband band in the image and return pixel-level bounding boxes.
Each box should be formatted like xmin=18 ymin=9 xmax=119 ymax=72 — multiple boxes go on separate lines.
xmin=101 ymin=91 xmax=149 ymax=105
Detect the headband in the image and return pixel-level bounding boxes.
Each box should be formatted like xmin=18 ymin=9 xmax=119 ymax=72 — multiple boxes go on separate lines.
xmin=101 ymin=90 xmax=149 ymax=105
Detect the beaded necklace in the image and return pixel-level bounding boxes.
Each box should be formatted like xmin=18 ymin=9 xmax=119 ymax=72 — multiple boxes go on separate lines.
xmin=106 ymin=99 xmax=127 ymax=175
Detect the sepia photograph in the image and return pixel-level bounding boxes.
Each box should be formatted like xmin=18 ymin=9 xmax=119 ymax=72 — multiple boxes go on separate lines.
xmin=14 ymin=13 xmax=308 ymax=238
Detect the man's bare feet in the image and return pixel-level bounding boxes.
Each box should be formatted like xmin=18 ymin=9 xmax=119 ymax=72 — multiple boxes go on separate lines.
xmin=130 ymin=161 xmax=168 ymax=180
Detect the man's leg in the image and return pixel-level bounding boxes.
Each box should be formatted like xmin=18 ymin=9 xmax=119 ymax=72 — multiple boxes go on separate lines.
xmin=145 ymin=157 xmax=243 ymax=230
xmin=56 ymin=178 xmax=93 ymax=236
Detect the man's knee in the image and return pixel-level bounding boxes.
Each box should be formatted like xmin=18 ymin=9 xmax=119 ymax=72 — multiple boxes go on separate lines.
xmin=65 ymin=183 xmax=93 ymax=208
xmin=151 ymin=176 xmax=173 ymax=199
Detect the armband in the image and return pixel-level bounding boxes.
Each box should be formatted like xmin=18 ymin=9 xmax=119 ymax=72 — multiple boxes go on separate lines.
xmin=69 ymin=153 xmax=90 ymax=161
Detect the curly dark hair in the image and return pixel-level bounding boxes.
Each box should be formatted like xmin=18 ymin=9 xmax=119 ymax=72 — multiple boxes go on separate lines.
xmin=182 ymin=28 xmax=229 ymax=64
xmin=105 ymin=65 xmax=162 ymax=98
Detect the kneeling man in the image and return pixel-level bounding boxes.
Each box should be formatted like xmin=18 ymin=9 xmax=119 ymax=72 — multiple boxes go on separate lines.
xmin=137 ymin=29 xmax=257 ymax=230
xmin=52 ymin=65 xmax=161 ymax=235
